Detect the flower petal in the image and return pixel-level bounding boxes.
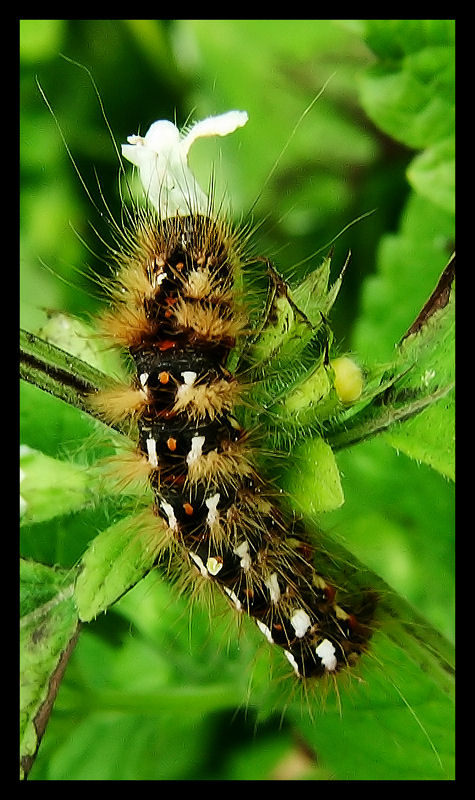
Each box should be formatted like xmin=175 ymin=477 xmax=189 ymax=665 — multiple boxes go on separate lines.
xmin=121 ymin=112 xmax=248 ymax=219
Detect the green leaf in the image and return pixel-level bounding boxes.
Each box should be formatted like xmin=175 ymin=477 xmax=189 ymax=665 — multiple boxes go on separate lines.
xmin=20 ymin=381 xmax=101 ymax=461
xmin=384 ymin=263 xmax=455 ymax=479
xmin=245 ymin=271 xmax=321 ymax=369
xmin=408 ymin=136 xmax=455 ymax=215
xmin=324 ymin=436 xmax=454 ymax=640
xmin=289 ymin=637 xmax=454 ymax=779
xmin=283 ymin=435 xmax=344 ymax=512
xmin=75 ymin=511 xmax=171 ymax=622
xmin=20 ymin=446 xmax=90 ymax=525
xmin=326 ymin=256 xmax=454 ymax=478
xmin=362 ymin=19 xmax=455 ymax=60
xmin=358 ymin=20 xmax=454 ymax=224
xmin=31 ymin=564 xmax=454 ymax=780
xmin=20 ymin=559 xmax=79 ymax=779
xmin=241 ymin=257 xmax=347 ymax=441
xmin=359 ymin=23 xmax=455 ymax=150
xmin=385 ymin=388 xmax=454 ymax=479
xmin=353 ymin=192 xmax=454 ymax=364
xmin=291 ymin=255 xmax=344 ymax=324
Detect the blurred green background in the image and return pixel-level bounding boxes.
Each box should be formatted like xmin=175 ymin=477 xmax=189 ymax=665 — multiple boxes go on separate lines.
xmin=20 ymin=19 xmax=413 ymax=335
xmin=20 ymin=20 xmax=454 ymax=780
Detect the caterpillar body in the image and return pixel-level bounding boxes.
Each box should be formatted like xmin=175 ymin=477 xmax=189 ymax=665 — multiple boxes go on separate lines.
xmin=86 ymin=110 xmax=375 ymax=681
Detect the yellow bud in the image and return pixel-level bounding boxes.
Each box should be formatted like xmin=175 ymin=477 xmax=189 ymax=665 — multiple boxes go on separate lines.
xmin=331 ymin=357 xmax=364 ymax=403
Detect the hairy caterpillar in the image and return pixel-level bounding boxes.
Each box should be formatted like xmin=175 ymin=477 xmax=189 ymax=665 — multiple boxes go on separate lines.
xmin=80 ymin=110 xmax=376 ymax=681
xmin=20 ymin=31 xmax=455 ymax=780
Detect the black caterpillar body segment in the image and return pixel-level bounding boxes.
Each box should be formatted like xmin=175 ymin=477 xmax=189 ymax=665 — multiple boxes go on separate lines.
xmin=92 ymin=200 xmax=375 ymax=680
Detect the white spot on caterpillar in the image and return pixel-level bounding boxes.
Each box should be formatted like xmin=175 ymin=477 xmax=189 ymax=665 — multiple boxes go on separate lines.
xmin=315 ymin=638 xmax=337 ymax=672
xmin=265 ymin=572 xmax=281 ymax=604
xmin=284 ymin=650 xmax=301 ymax=677
xmin=206 ymin=556 xmax=223 ymax=576
xmin=186 ymin=434 xmax=205 ymax=465
xmin=233 ymin=540 xmax=251 ymax=571
xmin=181 ymin=371 xmax=197 ymax=386
xmin=223 ymin=585 xmax=242 ymax=611
xmin=256 ymin=619 xmax=274 ymax=644
xmin=205 ymin=493 xmax=220 ymax=526
xmin=189 ymin=550 xmax=208 ymax=578
xmin=160 ymin=500 xmax=177 ymax=531
xmin=290 ymin=609 xmax=311 ymax=638
xmin=146 ymin=437 xmax=158 ymax=467
xmin=139 ymin=372 xmax=149 ymax=387
xmin=155 ymin=271 xmax=168 ymax=285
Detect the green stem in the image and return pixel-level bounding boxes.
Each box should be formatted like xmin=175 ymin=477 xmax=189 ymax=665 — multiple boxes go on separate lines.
xmin=327 ymin=383 xmax=454 ymax=451
xmin=20 ymin=329 xmax=129 ymax=437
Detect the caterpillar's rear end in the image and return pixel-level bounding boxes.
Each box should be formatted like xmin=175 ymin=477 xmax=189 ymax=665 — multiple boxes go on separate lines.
xmin=90 ymin=112 xmax=375 ymax=681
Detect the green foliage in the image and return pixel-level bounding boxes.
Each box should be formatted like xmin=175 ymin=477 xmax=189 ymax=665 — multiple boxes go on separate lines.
xmin=20 ymin=559 xmax=79 ymax=779
xmin=384 ymin=279 xmax=454 ymax=478
xmin=76 ymin=513 xmax=168 ymax=622
xmin=20 ymin=446 xmax=90 ymax=525
xmin=353 ymin=20 xmax=454 ymax=479
xmin=358 ymin=20 xmax=454 ymax=216
xmin=285 ymin=436 xmax=345 ymax=512
xmin=20 ymin=19 xmax=454 ymax=781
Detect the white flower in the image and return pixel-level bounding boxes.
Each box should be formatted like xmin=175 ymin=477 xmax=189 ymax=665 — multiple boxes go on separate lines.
xmin=121 ymin=110 xmax=248 ymax=219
